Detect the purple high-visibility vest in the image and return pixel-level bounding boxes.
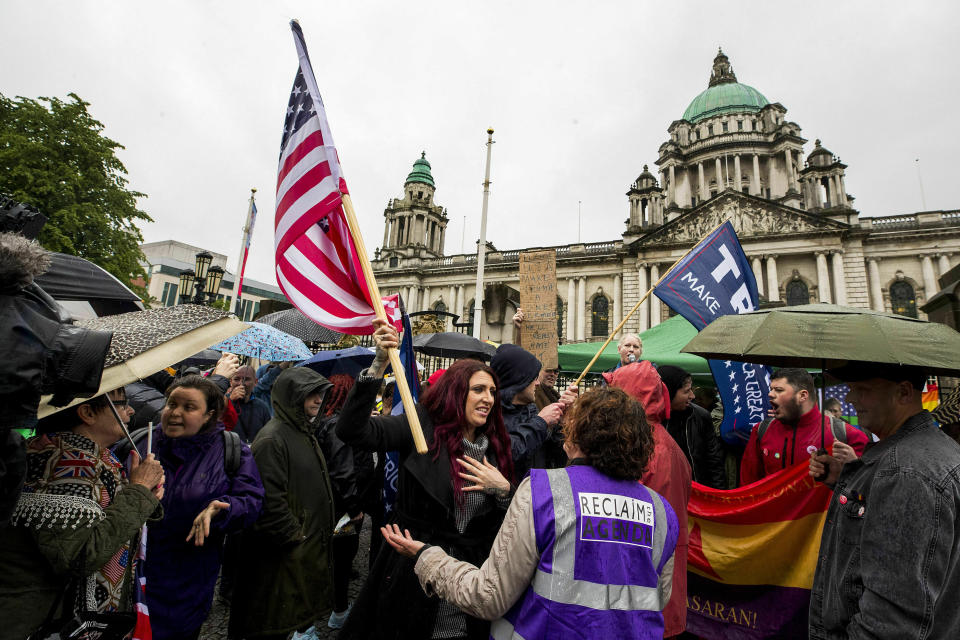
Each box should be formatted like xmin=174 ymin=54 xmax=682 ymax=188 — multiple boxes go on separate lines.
xmin=492 ymin=465 xmax=679 ymax=640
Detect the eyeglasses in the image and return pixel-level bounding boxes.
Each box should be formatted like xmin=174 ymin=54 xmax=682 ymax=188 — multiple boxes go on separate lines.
xmin=107 ymin=394 xmax=129 ymax=408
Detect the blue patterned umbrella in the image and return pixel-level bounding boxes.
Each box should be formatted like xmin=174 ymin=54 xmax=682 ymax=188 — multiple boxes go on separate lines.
xmin=212 ymin=322 xmax=312 ymax=361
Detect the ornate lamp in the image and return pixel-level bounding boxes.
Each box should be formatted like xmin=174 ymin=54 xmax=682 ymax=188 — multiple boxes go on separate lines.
xmin=194 ymin=251 xmax=213 ymax=283
xmin=205 ymin=266 xmax=225 ymax=303
xmin=178 ymin=269 xmax=195 ymax=304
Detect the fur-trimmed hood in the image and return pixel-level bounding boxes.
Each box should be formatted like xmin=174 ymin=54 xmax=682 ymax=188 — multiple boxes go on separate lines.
xmin=0 ymin=232 xmax=50 ymax=292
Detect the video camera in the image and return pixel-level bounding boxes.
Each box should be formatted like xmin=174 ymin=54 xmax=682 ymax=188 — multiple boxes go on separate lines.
xmin=0 ymin=195 xmax=113 ymax=525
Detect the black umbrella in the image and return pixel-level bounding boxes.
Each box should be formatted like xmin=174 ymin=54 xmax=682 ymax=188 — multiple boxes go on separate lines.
xmin=413 ymin=332 xmax=497 ymax=361
xmin=256 ymin=308 xmax=342 ymax=344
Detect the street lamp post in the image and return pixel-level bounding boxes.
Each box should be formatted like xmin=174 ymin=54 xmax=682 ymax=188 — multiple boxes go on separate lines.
xmin=178 ymin=251 xmax=225 ymax=305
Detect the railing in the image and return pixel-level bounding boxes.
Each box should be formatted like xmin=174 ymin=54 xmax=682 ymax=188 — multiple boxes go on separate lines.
xmin=868 ymin=215 xmax=918 ymax=230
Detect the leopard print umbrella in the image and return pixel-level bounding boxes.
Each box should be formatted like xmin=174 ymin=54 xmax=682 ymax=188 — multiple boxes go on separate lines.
xmin=37 ymin=304 xmax=248 ymax=418
xmin=79 ymin=304 xmax=237 ymax=368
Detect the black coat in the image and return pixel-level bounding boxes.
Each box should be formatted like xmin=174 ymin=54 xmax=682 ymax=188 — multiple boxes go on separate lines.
xmin=666 ymin=402 xmax=727 ymax=489
xmin=335 ymin=375 xmax=508 ymax=640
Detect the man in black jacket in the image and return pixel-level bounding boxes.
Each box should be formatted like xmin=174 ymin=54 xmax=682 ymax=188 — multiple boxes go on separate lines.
xmin=490 ymin=344 xmax=564 ymax=479
xmin=658 ymin=365 xmax=727 ymax=489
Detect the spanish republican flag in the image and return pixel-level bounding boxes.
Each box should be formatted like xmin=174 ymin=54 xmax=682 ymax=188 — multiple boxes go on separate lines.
xmin=686 ymin=462 xmax=832 ymax=639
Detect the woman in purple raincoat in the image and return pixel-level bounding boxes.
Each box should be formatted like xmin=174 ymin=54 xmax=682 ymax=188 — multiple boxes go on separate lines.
xmin=144 ymin=375 xmax=264 ymax=640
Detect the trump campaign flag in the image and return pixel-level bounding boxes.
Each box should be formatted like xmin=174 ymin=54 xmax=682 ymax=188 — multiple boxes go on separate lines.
xmin=653 ymin=221 xmax=770 ymax=443
xmin=383 ymin=298 xmax=421 ymax=517
xmin=275 ymin=21 xmax=400 ymax=335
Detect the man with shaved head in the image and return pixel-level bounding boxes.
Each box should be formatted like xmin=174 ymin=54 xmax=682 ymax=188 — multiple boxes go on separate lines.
xmin=228 ymin=365 xmax=272 ymax=443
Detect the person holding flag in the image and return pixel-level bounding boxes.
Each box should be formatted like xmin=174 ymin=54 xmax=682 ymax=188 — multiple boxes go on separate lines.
xmin=335 ymin=320 xmax=515 ymax=640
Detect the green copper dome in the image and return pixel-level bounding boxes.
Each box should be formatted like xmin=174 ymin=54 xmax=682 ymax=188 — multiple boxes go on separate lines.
xmin=405 ymin=152 xmax=435 ymax=187
xmin=682 ymin=82 xmax=769 ymax=123
xmin=682 ymin=49 xmax=769 ymax=124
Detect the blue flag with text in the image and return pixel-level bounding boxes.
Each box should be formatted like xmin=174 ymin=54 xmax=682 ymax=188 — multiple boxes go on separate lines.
xmin=383 ymin=299 xmax=420 ymax=516
xmin=653 ymin=221 xmax=770 ymax=444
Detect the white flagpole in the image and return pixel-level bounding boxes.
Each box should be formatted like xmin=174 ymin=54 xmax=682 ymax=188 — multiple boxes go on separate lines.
xmin=472 ymin=128 xmax=495 ymax=339
xmin=232 ymin=189 xmax=257 ymax=316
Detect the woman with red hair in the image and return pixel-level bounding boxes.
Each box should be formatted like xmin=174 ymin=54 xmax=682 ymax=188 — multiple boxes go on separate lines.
xmin=335 ymin=320 xmax=515 ymax=640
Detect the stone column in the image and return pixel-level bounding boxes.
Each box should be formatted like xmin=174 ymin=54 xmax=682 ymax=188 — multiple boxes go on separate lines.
xmin=751 ymin=154 xmax=761 ymax=195
xmin=567 ymin=278 xmax=577 ymax=341
xmin=751 ymin=257 xmax=764 ymax=292
xmin=614 ymin=274 xmax=622 ymax=330
xmin=455 ymin=285 xmax=464 ymax=320
xmin=382 ymin=219 xmax=390 ymax=249
xmin=422 ymin=286 xmax=431 ymax=311
xmin=448 ymin=285 xmax=456 ymax=328
xmin=389 ymin=215 xmax=399 ymax=246
xmin=938 ymin=254 xmax=952 ymax=277
xmin=715 ymin=158 xmax=723 ymax=192
xmin=637 ymin=265 xmax=649 ymax=333
xmin=668 ymin=165 xmax=676 ymax=204
xmin=439 ymin=225 xmax=446 ymax=253
xmin=867 ymin=259 xmax=884 ymax=312
xmin=830 ymin=251 xmax=847 ymax=305
xmin=734 ymin=155 xmax=742 ymax=192
xmin=921 ymin=255 xmax=938 ymax=298
xmin=784 ymin=149 xmax=794 ymax=191
xmin=698 ymin=162 xmax=706 ymax=201
xmin=409 ymin=286 xmax=419 ymax=312
xmin=577 ymin=277 xmax=587 ymax=340
xmin=765 ymin=255 xmax=780 ymax=302
xmin=816 ymin=252 xmax=832 ymax=303
xmin=649 ymin=265 xmax=661 ymax=327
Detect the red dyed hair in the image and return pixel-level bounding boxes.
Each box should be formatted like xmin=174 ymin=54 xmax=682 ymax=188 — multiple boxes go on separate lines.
xmin=324 ymin=373 xmax=355 ymax=416
xmin=420 ymin=359 xmax=514 ymax=503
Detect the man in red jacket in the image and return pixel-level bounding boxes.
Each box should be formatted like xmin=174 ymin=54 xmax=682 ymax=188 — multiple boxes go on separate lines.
xmin=740 ymin=368 xmax=868 ymax=485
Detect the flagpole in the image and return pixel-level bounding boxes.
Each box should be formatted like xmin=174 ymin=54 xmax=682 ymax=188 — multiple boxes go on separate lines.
xmin=232 ymin=189 xmax=257 ymax=316
xmin=574 ymin=219 xmax=728 ymax=387
xmin=341 ymin=193 xmax=428 ymax=454
xmin=472 ymin=128 xmax=495 ymax=339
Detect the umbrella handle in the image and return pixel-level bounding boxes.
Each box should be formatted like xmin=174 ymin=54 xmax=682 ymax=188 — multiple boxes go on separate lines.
xmin=812 ymin=447 xmax=830 ymax=483
xmin=106 ymin=395 xmax=140 ymax=456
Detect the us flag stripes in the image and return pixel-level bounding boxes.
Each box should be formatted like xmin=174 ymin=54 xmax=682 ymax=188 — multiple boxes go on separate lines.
xmin=131 ymin=524 xmax=151 ymax=640
xmin=275 ymin=21 xmax=400 ymax=334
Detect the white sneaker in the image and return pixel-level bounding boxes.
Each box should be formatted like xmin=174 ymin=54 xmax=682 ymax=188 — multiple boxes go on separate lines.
xmin=327 ymin=603 xmax=352 ymax=629
xmin=291 ymin=626 xmax=319 ymax=640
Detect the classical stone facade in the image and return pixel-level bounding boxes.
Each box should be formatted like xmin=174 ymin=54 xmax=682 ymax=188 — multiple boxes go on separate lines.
xmin=371 ymin=50 xmax=960 ymax=342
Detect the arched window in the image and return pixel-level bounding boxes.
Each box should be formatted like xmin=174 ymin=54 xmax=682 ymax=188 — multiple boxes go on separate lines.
xmin=433 ymin=300 xmax=447 ymax=313
xmin=786 ymin=280 xmax=810 ymax=306
xmin=591 ymin=296 xmax=609 ymax=337
xmin=890 ymin=281 xmax=917 ymax=318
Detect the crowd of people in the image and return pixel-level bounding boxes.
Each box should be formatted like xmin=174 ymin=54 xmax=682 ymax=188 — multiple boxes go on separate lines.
xmin=3 ymin=284 xmax=960 ymax=640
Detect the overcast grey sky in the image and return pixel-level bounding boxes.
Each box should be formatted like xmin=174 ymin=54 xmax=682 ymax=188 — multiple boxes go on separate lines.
xmin=4 ymin=1 xmax=958 ymax=287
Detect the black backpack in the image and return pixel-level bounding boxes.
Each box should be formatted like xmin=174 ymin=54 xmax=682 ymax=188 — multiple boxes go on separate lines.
xmin=113 ymin=427 xmax=243 ymax=476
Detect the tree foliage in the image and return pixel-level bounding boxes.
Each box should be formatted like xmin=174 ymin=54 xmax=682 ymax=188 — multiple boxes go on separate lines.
xmin=0 ymin=92 xmax=152 ymax=297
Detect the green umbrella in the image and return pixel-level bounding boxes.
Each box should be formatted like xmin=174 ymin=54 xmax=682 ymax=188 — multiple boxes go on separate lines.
xmin=681 ymin=303 xmax=960 ymax=376
xmin=559 ymin=315 xmax=711 ymax=375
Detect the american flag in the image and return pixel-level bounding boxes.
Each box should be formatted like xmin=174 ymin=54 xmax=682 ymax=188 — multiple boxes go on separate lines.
xmin=275 ymin=21 xmax=400 ymax=335
xmin=131 ymin=524 xmax=152 ymax=640
xmin=823 ymin=384 xmax=856 ymax=417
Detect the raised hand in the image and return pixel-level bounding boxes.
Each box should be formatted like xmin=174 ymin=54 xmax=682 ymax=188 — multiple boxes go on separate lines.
xmin=186 ymin=500 xmax=231 ymax=546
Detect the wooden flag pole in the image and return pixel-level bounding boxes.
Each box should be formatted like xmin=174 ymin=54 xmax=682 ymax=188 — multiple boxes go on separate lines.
xmin=341 ymin=193 xmax=428 ymax=454
xmin=574 ymin=219 xmax=728 ymax=387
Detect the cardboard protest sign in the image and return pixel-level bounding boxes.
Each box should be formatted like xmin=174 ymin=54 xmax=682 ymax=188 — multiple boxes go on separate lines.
xmin=519 ymin=250 xmax=559 ymax=369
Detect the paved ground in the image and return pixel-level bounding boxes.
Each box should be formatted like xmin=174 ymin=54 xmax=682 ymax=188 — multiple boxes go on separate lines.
xmin=200 ymin=518 xmax=372 ymax=640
